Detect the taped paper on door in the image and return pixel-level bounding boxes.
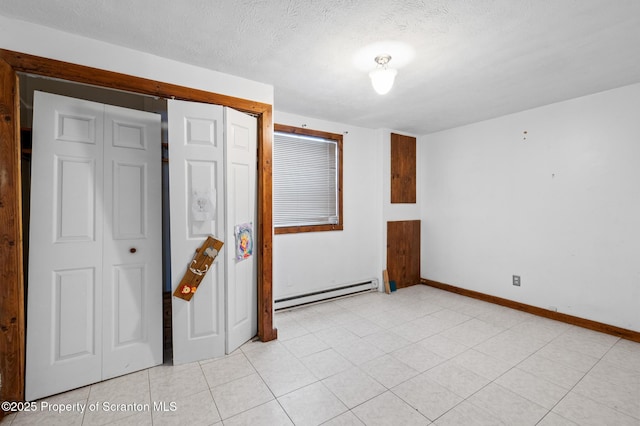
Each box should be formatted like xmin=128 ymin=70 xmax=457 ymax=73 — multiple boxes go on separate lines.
xmin=191 ymin=190 xmax=216 ymax=222
xmin=235 ymin=222 xmax=253 ymax=260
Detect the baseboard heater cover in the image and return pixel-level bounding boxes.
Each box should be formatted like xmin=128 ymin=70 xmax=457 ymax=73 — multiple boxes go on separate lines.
xmin=274 ymin=279 xmax=378 ymax=311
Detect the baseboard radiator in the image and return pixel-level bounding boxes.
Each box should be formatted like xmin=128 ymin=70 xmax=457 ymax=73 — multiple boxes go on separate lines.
xmin=274 ymin=279 xmax=379 ymax=311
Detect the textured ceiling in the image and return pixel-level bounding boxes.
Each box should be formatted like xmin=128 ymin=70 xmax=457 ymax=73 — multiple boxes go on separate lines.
xmin=1 ymin=0 xmax=640 ymax=134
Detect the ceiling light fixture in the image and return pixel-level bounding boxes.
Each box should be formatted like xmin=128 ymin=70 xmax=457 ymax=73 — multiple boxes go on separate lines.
xmin=369 ymin=54 xmax=397 ymax=95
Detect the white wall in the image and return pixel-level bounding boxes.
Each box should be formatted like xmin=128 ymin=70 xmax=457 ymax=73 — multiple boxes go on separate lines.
xmin=273 ymin=111 xmax=384 ymax=299
xmin=0 ymin=15 xmax=272 ymax=104
xmin=421 ymin=83 xmax=640 ymax=332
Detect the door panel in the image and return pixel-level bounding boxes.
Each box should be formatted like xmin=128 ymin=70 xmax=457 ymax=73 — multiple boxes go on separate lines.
xmin=26 ymin=92 xmax=162 ymax=399
xmin=113 ymin=162 xmax=146 ymax=238
xmin=56 ymin=111 xmax=97 ymax=144
xmin=168 ymin=99 xmax=226 ymax=364
xmin=112 ymin=119 xmax=147 ymax=149
xmin=102 ymin=104 xmax=162 ymax=379
xmin=55 ymin=156 xmax=96 ymax=242
xmin=189 ymin=271 xmax=220 ymax=338
xmin=26 ymin=92 xmax=104 ymax=401
xmin=113 ymin=265 xmax=145 ymax=344
xmin=225 ymin=107 xmax=257 ymax=354
xmin=55 ymin=268 xmax=96 ymax=360
xmin=187 ymin=160 xmax=219 ymax=237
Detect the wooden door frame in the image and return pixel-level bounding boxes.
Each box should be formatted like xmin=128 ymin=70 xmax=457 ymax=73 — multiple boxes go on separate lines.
xmin=0 ymin=49 xmax=277 ymax=406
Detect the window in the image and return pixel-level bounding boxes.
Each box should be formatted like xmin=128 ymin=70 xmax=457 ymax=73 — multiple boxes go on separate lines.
xmin=273 ymin=124 xmax=343 ymax=234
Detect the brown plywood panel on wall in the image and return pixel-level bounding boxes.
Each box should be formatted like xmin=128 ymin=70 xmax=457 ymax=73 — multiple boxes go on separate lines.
xmin=390 ymin=133 xmax=416 ymax=203
xmin=387 ymin=220 xmax=420 ymax=289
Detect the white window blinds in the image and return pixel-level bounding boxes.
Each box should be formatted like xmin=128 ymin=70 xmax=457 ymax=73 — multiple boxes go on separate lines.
xmin=273 ymin=131 xmax=339 ymax=227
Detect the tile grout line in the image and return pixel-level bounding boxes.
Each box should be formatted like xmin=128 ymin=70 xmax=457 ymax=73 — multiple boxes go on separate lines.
xmin=240 ymin=342 xmax=300 ymax=425
xmin=540 ymin=336 xmax=640 ymax=423
xmin=197 ymin=359 xmax=224 ymax=424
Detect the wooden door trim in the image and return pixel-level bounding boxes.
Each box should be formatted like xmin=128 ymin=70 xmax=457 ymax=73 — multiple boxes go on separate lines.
xmin=0 ymin=49 xmax=277 ymax=405
xmin=0 ymin=53 xmax=24 ymax=412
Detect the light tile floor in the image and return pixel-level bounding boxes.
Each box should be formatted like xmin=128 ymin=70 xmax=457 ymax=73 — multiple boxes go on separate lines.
xmin=3 ymin=285 xmax=639 ymax=425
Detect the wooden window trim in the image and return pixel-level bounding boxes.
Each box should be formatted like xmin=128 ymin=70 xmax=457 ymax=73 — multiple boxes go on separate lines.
xmin=0 ymin=49 xmax=277 ymax=406
xmin=273 ymin=124 xmax=343 ymax=235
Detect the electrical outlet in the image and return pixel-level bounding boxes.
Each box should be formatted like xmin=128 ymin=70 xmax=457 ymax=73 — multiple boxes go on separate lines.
xmin=512 ymin=275 xmax=521 ymax=286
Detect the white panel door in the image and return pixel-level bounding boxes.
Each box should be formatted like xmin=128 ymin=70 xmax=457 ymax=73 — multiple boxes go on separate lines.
xmin=224 ymin=107 xmax=258 ymax=354
xmin=168 ymin=99 xmax=226 ymax=364
xmin=101 ymin=105 xmax=163 ymax=379
xmin=26 ymin=92 xmax=162 ymax=401
xmin=26 ymin=92 xmax=104 ymax=401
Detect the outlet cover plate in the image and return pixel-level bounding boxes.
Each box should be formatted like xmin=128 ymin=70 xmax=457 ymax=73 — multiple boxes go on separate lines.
xmin=513 ymin=275 xmax=521 ymax=286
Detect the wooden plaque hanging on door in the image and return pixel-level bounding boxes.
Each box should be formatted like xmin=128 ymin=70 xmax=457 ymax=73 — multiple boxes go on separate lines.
xmin=173 ymin=236 xmax=224 ymax=301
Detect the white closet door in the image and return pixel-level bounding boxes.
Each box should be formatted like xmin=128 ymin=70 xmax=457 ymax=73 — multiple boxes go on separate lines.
xmin=26 ymin=92 xmax=162 ymax=400
xmin=168 ymin=99 xmax=226 ymax=364
xmin=224 ymin=107 xmax=258 ymax=354
xmin=101 ymin=104 xmax=163 ymax=379
xmin=26 ymin=92 xmax=104 ymax=401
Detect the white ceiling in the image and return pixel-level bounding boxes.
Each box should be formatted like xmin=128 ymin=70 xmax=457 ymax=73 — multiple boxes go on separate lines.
xmin=2 ymin=0 xmax=640 ymax=134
